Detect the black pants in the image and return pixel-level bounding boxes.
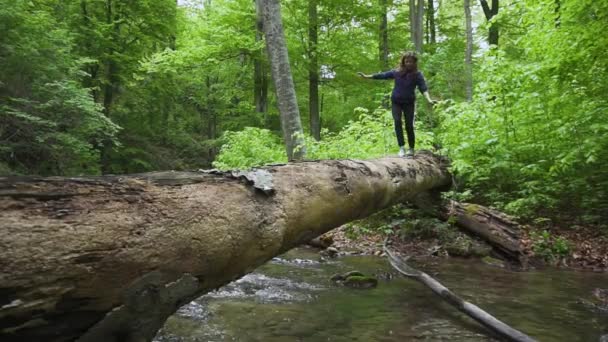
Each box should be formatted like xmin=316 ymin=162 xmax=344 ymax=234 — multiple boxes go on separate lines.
xmin=391 ymin=101 xmax=415 ymax=148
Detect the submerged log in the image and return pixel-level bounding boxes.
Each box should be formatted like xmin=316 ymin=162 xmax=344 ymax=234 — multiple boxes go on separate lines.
xmin=0 ymin=153 xmax=450 ymax=342
xmin=385 ymin=245 xmax=536 ymax=342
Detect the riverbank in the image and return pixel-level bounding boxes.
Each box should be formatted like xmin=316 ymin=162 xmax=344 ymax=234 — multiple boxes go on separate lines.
xmin=318 ymin=207 xmax=608 ymax=272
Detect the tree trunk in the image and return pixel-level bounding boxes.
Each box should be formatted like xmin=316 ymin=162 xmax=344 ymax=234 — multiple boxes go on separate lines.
xmin=554 ymin=0 xmax=561 ymax=28
xmin=409 ymin=0 xmax=424 ymax=53
xmin=464 ymin=0 xmax=473 ymax=101
xmin=444 ymin=200 xmax=525 ymax=263
xmin=428 ymin=0 xmax=436 ymax=44
xmin=479 ymin=0 xmax=499 ymax=45
xmin=409 ymin=0 xmax=416 ymax=50
xmin=379 ymin=0 xmax=389 ymax=69
xmin=0 ymin=154 xmax=451 ymax=342
xmin=412 ymin=194 xmax=526 ymax=264
xmin=308 ymin=0 xmax=320 ymax=141
xmin=257 ymin=0 xmax=306 ymax=160
xmin=416 ymin=0 xmax=424 ymax=53
xmin=100 ymin=0 xmax=120 ymax=174
xmin=254 ymin=0 xmax=268 ymax=115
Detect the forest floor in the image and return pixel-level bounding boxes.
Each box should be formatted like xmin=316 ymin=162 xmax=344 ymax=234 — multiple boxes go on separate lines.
xmin=319 ymin=211 xmax=608 ymax=272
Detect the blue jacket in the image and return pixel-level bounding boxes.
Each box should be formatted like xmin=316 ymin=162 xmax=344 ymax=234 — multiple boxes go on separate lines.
xmin=372 ymin=70 xmax=428 ymax=104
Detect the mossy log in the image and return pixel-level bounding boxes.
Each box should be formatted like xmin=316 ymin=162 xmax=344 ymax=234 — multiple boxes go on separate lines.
xmin=413 ymin=194 xmax=525 ymax=264
xmin=0 ymin=153 xmax=450 ymax=342
xmin=445 ymin=200 xmax=525 ymax=263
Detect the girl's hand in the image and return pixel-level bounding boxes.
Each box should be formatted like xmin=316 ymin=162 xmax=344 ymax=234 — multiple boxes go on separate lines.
xmin=357 ymin=72 xmax=368 ymax=78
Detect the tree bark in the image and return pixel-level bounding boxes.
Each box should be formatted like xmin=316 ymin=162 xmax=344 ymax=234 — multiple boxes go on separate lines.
xmin=427 ymin=0 xmax=436 ymax=45
xmin=479 ymin=0 xmax=499 ymax=45
xmin=554 ymin=0 xmax=561 ymax=28
xmin=385 ymin=247 xmax=536 ymax=342
xmin=254 ymin=0 xmax=268 ymax=115
xmin=379 ymin=0 xmax=389 ymax=69
xmin=409 ymin=0 xmax=424 ymax=53
xmin=308 ymin=0 xmax=320 ymax=141
xmin=464 ymin=0 xmax=473 ymax=101
xmin=416 ymin=0 xmax=424 ymax=53
xmin=444 ymin=200 xmax=525 ymax=263
xmin=257 ymin=0 xmax=306 ymax=160
xmin=0 ymin=154 xmax=451 ymax=342
xmin=409 ymin=0 xmax=416 ymax=50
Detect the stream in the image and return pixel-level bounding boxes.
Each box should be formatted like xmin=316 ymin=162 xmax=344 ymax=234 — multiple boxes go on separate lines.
xmin=154 ymin=248 xmax=608 ymax=341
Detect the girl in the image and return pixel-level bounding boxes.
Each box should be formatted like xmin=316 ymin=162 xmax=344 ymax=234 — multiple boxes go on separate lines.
xmin=358 ymin=51 xmax=435 ymax=157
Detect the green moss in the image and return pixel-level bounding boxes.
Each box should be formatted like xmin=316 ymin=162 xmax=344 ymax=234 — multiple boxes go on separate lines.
xmin=464 ymin=204 xmax=481 ymax=215
xmin=482 ymin=256 xmax=505 ymax=268
xmin=343 ymin=275 xmax=378 ymax=289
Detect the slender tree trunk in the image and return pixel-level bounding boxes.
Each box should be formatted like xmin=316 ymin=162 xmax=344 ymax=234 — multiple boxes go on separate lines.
xmin=416 ymin=0 xmax=424 ymax=53
xmin=464 ymin=0 xmax=473 ymax=101
xmin=379 ymin=0 xmax=389 ymax=69
xmin=254 ymin=0 xmax=268 ymax=116
xmin=308 ymin=0 xmax=320 ymax=141
xmin=409 ymin=0 xmax=416 ymax=50
xmin=80 ymin=0 xmax=99 ymax=102
xmin=479 ymin=0 xmax=499 ymax=45
xmin=409 ymin=0 xmax=424 ymax=53
xmin=554 ymin=0 xmax=561 ymax=28
xmin=428 ymin=0 xmax=436 ymax=44
xmin=257 ymin=0 xmax=306 ymax=160
xmin=101 ymin=0 xmax=120 ymax=173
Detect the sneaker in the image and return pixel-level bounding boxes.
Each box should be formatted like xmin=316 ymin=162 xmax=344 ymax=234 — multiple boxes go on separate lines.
xmin=405 ymin=148 xmax=415 ymax=157
xmin=398 ymin=147 xmax=406 ymax=157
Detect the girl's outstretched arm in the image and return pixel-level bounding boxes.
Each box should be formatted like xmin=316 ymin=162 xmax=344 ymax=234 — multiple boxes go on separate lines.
xmin=423 ymin=91 xmax=436 ymax=105
xmin=358 ymin=70 xmax=395 ymax=79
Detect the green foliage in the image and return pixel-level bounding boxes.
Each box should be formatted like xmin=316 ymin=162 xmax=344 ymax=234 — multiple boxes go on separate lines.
xmin=530 ymin=230 xmax=571 ymax=262
xmin=436 ymin=0 xmax=608 ymax=222
xmin=212 ymin=127 xmax=287 ymax=170
xmin=0 ymin=1 xmax=119 ymax=175
xmin=212 ymin=106 xmax=436 ymax=170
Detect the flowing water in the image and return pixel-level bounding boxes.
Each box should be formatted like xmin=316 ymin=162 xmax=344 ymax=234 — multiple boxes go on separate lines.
xmin=154 ymin=248 xmax=608 ymax=342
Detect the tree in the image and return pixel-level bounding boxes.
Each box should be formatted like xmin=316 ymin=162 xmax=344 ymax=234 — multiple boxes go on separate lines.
xmin=257 ymin=0 xmax=306 ymax=160
xmin=464 ymin=0 xmax=473 ymax=101
xmin=254 ymin=0 xmax=269 ymax=115
xmin=427 ymin=0 xmax=436 ymax=45
xmin=0 ymin=155 xmax=450 ymax=341
xmin=379 ymin=0 xmax=389 ymax=69
xmin=479 ymin=0 xmax=499 ymax=45
xmin=308 ymin=0 xmax=320 ymax=141
xmin=409 ymin=0 xmax=424 ymax=53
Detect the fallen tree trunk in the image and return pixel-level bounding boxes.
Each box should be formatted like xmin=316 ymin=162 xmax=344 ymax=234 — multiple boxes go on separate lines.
xmin=445 ymin=200 xmax=525 ymax=263
xmin=413 ymin=193 xmax=526 ymax=264
xmin=0 ymin=153 xmax=450 ymax=342
xmin=385 ymin=245 xmax=536 ymax=342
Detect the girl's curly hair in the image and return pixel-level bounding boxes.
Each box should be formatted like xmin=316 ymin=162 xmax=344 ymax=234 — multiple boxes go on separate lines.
xmin=397 ymin=51 xmax=418 ymax=76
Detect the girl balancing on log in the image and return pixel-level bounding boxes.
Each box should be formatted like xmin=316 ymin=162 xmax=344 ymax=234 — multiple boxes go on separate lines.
xmin=358 ymin=51 xmax=436 ymax=157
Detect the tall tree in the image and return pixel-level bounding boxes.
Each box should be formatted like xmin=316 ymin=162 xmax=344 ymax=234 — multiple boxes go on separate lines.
xmin=427 ymin=0 xmax=436 ymax=45
xmin=257 ymin=0 xmax=306 ymax=160
xmin=464 ymin=0 xmax=473 ymax=101
xmin=379 ymin=0 xmax=389 ymax=69
xmin=479 ymin=0 xmax=499 ymax=45
xmin=308 ymin=0 xmax=320 ymax=141
xmin=409 ymin=0 xmax=424 ymax=53
xmin=254 ymin=0 xmax=269 ymax=116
